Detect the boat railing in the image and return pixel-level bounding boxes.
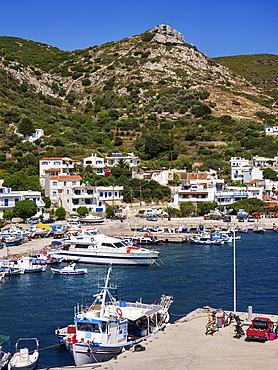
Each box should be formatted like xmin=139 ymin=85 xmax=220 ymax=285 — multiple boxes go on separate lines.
xmin=106 ymin=301 xmax=153 ymax=310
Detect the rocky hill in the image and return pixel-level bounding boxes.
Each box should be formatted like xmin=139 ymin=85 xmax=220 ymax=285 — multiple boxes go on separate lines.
xmin=0 ymin=24 xmax=278 ymax=181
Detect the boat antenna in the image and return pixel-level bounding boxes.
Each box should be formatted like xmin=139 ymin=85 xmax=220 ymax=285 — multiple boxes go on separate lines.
xmin=100 ymin=264 xmax=112 ymax=319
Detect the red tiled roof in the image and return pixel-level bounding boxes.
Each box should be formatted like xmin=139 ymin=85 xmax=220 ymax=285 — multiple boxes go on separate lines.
xmin=247 ymin=179 xmax=260 ymax=184
xmin=45 ymin=168 xmax=60 ymax=172
xmin=50 ymin=175 xmax=81 ymax=180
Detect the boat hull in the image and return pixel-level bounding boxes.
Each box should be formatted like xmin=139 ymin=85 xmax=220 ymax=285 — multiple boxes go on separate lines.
xmin=73 ymin=343 xmax=122 ymax=365
xmin=53 ymin=250 xmax=159 ymax=265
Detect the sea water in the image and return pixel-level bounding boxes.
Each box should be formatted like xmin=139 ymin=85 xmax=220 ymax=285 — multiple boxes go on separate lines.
xmin=0 ymin=231 xmax=278 ymax=368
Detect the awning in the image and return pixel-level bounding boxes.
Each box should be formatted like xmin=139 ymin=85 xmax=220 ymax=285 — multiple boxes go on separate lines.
xmin=105 ymin=200 xmax=123 ymax=206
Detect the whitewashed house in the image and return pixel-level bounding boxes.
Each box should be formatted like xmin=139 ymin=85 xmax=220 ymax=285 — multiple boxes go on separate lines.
xmin=0 ymin=180 xmax=45 ymax=219
xmin=44 ymin=175 xmax=123 ymax=214
xmin=24 ymin=128 xmax=44 ymax=142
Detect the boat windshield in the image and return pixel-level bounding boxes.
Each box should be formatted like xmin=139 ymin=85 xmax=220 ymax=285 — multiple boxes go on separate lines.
xmin=84 ymin=230 xmax=101 ymax=236
xmin=113 ymin=242 xmax=124 ymax=248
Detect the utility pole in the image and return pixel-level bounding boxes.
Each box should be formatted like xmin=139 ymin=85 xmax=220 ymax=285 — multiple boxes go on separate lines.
xmin=140 ymin=181 xmax=142 ymax=206
xmin=131 ymin=189 xmax=132 ymax=207
xmin=112 ymin=182 xmax=114 ymax=207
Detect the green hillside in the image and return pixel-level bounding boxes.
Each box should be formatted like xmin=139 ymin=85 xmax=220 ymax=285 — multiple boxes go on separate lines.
xmin=213 ymin=54 xmax=278 ymax=99
xmin=0 ymin=26 xmax=278 ymax=194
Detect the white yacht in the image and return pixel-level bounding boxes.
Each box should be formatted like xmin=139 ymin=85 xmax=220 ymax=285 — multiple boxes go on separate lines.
xmin=50 ymin=228 xmax=160 ymax=265
xmin=55 ymin=265 xmax=173 ymax=365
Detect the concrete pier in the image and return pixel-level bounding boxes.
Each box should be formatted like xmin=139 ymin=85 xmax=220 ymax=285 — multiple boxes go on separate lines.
xmin=49 ymin=308 xmax=278 ymax=370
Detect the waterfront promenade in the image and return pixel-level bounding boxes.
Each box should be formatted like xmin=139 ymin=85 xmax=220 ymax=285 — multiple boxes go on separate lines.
xmin=0 ymin=215 xmax=277 ymax=259
xmin=50 ymin=308 xmax=278 ymax=370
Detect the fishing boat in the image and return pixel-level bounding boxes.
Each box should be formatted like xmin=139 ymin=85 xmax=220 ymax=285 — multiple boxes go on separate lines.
xmin=0 ymin=335 xmax=11 ymax=369
xmin=238 ymin=227 xmax=248 ymax=233
xmin=8 ymin=338 xmax=39 ymax=370
xmin=253 ymin=225 xmax=265 ymax=233
xmin=52 ymin=225 xmax=66 ymax=238
xmin=49 ymin=228 xmax=160 ymax=265
xmin=0 ymin=267 xmax=24 ymax=276
xmin=55 ymin=265 xmax=173 ymax=365
xmin=32 ymin=252 xmax=63 ymax=265
xmin=79 ymin=214 xmax=105 ymax=224
xmin=34 ymin=225 xmax=51 ymax=238
xmin=51 ymin=263 xmax=87 ymax=275
xmin=0 ymin=272 xmax=5 ymax=279
xmin=15 ymin=257 xmax=46 ymax=273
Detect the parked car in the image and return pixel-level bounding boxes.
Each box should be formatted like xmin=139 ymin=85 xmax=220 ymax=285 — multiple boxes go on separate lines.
xmin=222 ymin=215 xmax=231 ymax=222
xmin=247 ymin=216 xmax=255 ymax=222
xmin=29 ymin=217 xmax=40 ymax=224
xmin=67 ymin=216 xmax=80 ymax=222
xmin=42 ymin=218 xmax=55 ymax=224
xmin=203 ymin=215 xmax=210 ymax=220
xmin=238 ymin=216 xmax=245 ymax=222
xmin=253 ymin=214 xmax=261 ymax=219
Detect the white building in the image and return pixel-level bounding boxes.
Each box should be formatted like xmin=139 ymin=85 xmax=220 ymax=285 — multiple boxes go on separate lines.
xmin=44 ymin=175 xmax=123 ymax=214
xmin=24 ymin=129 xmax=44 ymax=142
xmin=264 ymin=126 xmax=278 ymax=135
xmin=106 ymin=153 xmax=141 ymax=169
xmin=243 ymin=167 xmax=263 ymax=184
xmin=81 ymin=154 xmax=105 ymax=175
xmin=39 ymin=157 xmax=77 ymax=187
xmin=230 ymin=157 xmax=251 ymax=182
xmin=252 ymin=155 xmax=278 ymax=167
xmin=141 ymin=170 xmax=174 ymax=186
xmin=0 ymin=180 xmax=45 ymax=219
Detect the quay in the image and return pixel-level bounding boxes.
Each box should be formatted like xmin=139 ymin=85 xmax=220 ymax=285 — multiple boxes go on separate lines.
xmin=48 ymin=307 xmax=278 ymax=370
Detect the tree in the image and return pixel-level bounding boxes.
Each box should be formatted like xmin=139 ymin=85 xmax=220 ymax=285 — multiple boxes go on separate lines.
xmin=55 ymin=207 xmax=66 ymax=220
xmin=43 ymin=196 xmax=51 ymax=208
xmin=77 ymin=206 xmax=89 ymax=217
xmin=18 ymin=117 xmax=34 ymax=136
xmin=106 ymin=205 xmax=117 ymax=216
xmin=263 ymin=168 xmax=278 ymax=180
xmin=3 ymin=209 xmax=13 ymax=221
xmin=164 ymin=206 xmax=176 ymax=221
xmin=12 ymin=199 xmax=37 ymax=221
xmin=180 ymin=202 xmax=197 ymax=217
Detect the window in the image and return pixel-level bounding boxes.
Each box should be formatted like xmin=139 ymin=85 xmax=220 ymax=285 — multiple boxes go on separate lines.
xmin=72 ymin=181 xmax=76 ymax=186
xmin=105 ymin=192 xmax=107 ymax=198
xmin=84 ymin=323 xmax=92 ymax=332
xmin=115 ymin=192 xmax=117 ymax=197
xmin=100 ymin=192 xmax=103 ymax=197
xmin=64 ymin=182 xmax=67 ymax=186
xmin=53 ymin=181 xmax=58 ymax=186
xmin=109 ymin=192 xmax=112 ymax=197
xmin=42 ymin=161 xmax=48 ymax=165
xmin=92 ymin=324 xmax=100 ymax=333
xmin=77 ymin=323 xmax=84 ymax=331
xmin=15 ymin=198 xmax=19 ymax=203
xmin=67 ymin=189 xmax=69 ymax=194
xmin=4 ymin=199 xmax=8 ymax=206
xmin=0 ymin=189 xmax=3 ymax=193
xmin=52 ymin=191 xmax=57 ymax=197
xmin=54 ymin=161 xmax=61 ymax=165
xmin=33 ymin=198 xmax=36 ymax=203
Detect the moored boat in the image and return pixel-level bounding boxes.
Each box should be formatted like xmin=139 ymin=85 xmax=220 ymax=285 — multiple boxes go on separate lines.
xmin=8 ymin=338 xmax=39 ymax=370
xmin=51 ymin=263 xmax=87 ymax=275
xmin=79 ymin=214 xmax=105 ymax=224
xmin=32 ymin=252 xmax=63 ymax=265
xmin=0 ymin=335 xmax=11 ymax=369
xmin=55 ymin=265 xmax=173 ymax=365
xmin=49 ymin=228 xmax=160 ymax=265
xmin=253 ymin=225 xmax=265 ymax=233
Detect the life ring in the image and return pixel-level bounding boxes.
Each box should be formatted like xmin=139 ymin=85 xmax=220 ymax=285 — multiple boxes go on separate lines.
xmin=116 ymin=307 xmax=122 ymax=316
xmin=67 ymin=232 xmax=71 ymax=237
xmin=91 ymin=237 xmax=94 ymax=242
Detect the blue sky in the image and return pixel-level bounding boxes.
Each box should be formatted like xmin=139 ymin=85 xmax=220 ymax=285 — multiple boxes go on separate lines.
xmin=1 ymin=0 xmax=277 ymax=58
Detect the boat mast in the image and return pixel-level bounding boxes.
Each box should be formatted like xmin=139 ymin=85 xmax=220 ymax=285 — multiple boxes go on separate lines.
xmin=100 ymin=264 xmax=112 ymax=319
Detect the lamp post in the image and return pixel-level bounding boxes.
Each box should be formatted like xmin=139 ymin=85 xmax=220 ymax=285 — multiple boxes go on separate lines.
xmin=233 ymin=224 xmax=236 ymax=314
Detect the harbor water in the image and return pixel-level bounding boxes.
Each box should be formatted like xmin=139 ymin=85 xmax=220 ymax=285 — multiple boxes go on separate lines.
xmin=0 ymin=231 xmax=278 ymax=368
